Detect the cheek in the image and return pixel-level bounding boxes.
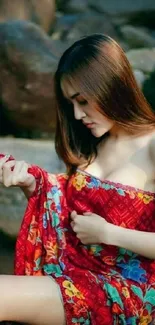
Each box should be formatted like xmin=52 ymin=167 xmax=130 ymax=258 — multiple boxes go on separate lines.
xmin=99 ymin=117 xmax=112 ymax=128
xmin=107 ymin=120 xmax=114 ymax=128
xmin=102 ymin=116 xmax=114 ymax=128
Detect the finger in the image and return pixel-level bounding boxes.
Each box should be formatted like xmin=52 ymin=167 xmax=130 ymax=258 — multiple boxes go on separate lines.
xmin=83 ymin=211 xmax=92 ymax=216
xmin=12 ymin=160 xmax=25 ymax=175
xmin=70 ymin=221 xmax=75 ymax=229
xmin=2 ymin=160 xmax=16 ymax=169
xmin=70 ymin=210 xmax=77 ymax=220
xmin=0 ymin=154 xmax=11 ymax=160
xmin=13 ymin=163 xmax=33 ymax=187
xmin=2 ymin=161 xmax=16 ymax=186
xmin=76 ymin=233 xmax=82 ymax=240
xmin=71 ymin=223 xmax=79 ymax=233
xmin=13 ymin=163 xmax=30 ymax=185
xmin=0 ymin=156 xmax=11 ymax=167
xmin=2 ymin=161 xmax=24 ymax=187
xmin=81 ymin=238 xmax=90 ymax=244
xmin=0 ymin=159 xmax=4 ymax=180
xmin=76 ymin=234 xmax=88 ymax=243
xmin=11 ymin=161 xmax=27 ymax=185
xmin=71 ymin=222 xmax=77 ymax=232
xmin=0 ymin=157 xmax=8 ymax=177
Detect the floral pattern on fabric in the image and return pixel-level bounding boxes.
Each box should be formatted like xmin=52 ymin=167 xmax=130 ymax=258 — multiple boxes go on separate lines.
xmin=7 ymin=161 xmax=155 ymax=325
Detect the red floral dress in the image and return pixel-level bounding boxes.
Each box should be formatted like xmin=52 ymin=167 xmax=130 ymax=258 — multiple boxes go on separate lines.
xmin=1 ymin=155 xmax=155 ymax=325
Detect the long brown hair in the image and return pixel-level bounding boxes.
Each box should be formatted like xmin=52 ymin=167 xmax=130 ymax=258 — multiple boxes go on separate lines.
xmin=54 ymin=34 xmax=155 ymax=174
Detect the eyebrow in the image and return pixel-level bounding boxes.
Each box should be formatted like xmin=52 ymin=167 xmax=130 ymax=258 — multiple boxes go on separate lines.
xmin=70 ymin=92 xmax=80 ymax=99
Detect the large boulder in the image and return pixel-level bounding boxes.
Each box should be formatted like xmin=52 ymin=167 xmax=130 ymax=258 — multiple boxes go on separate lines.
xmin=0 ymin=21 xmax=155 ymax=137
xmin=126 ymin=48 xmax=155 ymax=73
xmin=143 ymin=70 xmax=155 ymax=113
xmin=0 ymin=20 xmax=68 ymax=136
xmin=120 ymin=25 xmax=155 ymax=48
xmin=65 ymin=11 xmax=119 ymax=43
xmin=0 ymin=231 xmax=15 ymax=275
xmin=0 ymin=0 xmax=55 ymax=33
xmin=88 ymin=0 xmax=155 ymax=17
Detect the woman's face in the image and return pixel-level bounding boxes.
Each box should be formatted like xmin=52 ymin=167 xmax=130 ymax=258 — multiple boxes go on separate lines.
xmin=61 ymin=81 xmax=114 ymax=138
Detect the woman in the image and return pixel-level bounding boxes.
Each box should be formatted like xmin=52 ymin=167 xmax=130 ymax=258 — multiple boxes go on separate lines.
xmin=0 ymin=33 xmax=155 ymax=325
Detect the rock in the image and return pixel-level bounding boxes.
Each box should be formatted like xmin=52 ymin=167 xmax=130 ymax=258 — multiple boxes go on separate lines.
xmin=0 ymin=230 xmax=15 ymax=274
xmin=0 ymin=20 xmax=67 ymax=136
xmin=133 ymin=69 xmax=145 ymax=88
xmin=143 ymin=70 xmax=155 ymax=113
xmin=56 ymin=0 xmax=70 ymax=12
xmin=129 ymin=12 xmax=155 ymax=29
xmin=0 ymin=137 xmax=65 ymax=238
xmin=64 ymin=0 xmax=88 ymax=13
xmin=0 ymin=0 xmax=56 ymax=33
xmin=120 ymin=25 xmax=155 ymax=48
xmin=151 ymin=30 xmax=155 ymax=38
xmin=66 ymin=11 xmax=119 ymax=42
xmin=51 ymin=13 xmax=79 ymax=41
xmin=126 ymin=48 xmax=155 ymax=73
xmin=30 ymin=0 xmax=56 ymax=33
xmin=0 ymin=137 xmax=65 ymax=174
xmin=88 ymin=0 xmax=155 ymax=17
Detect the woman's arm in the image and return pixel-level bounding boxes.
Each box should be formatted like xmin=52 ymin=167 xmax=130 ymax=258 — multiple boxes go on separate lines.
xmin=70 ymin=211 xmax=155 ymax=259
xmin=107 ymin=224 xmax=155 ymax=259
xmin=70 ymin=142 xmax=155 ymax=259
xmin=21 ymin=180 xmax=36 ymax=199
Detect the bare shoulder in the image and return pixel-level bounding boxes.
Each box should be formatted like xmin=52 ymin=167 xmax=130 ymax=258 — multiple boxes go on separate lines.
xmin=149 ymin=135 xmax=155 ymax=163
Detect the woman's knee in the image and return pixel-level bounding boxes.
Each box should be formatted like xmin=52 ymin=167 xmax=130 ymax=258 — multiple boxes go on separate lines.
xmin=0 ymin=275 xmax=65 ymax=325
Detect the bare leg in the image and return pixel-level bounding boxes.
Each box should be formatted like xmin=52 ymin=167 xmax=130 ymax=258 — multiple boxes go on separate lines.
xmin=0 ymin=275 xmax=65 ymax=325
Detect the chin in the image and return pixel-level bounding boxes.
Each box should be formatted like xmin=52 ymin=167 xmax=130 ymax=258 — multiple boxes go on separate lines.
xmin=91 ymin=128 xmax=107 ymax=138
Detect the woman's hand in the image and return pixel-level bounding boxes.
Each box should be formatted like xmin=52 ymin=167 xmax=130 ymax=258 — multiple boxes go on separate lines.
xmin=0 ymin=156 xmax=36 ymax=197
xmin=70 ymin=210 xmax=111 ymax=245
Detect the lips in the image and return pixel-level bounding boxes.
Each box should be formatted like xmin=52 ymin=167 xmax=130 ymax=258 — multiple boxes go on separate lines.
xmin=84 ymin=123 xmax=94 ymax=128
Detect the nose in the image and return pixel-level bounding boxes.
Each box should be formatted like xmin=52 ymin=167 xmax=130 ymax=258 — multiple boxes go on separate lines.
xmin=73 ymin=103 xmax=85 ymax=120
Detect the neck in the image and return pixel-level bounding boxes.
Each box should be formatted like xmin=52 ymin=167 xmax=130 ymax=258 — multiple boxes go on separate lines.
xmin=110 ymin=125 xmax=154 ymax=144
xmin=98 ymin=129 xmax=155 ymax=156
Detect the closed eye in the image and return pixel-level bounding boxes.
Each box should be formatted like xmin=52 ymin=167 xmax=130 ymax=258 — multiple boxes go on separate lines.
xmin=77 ymin=100 xmax=88 ymax=106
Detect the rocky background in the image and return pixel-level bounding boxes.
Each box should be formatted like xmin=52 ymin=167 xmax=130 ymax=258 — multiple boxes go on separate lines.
xmin=0 ymin=0 xmax=155 ymax=275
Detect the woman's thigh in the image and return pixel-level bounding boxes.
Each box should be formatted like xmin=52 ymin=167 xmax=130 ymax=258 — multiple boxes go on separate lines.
xmin=0 ymin=275 xmax=65 ymax=325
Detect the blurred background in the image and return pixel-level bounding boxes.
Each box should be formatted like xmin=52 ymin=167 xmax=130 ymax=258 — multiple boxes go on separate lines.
xmin=0 ymin=0 xmax=155 ymax=274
